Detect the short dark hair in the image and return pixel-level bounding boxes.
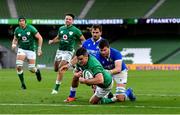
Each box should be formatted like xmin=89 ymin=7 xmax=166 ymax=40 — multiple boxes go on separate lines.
xmin=18 ymin=16 xmax=26 ymax=22
xmin=92 ymin=24 xmax=102 ymax=32
xmin=76 ymin=47 xmax=88 ymax=57
xmin=65 ymin=13 xmax=75 ymax=19
xmin=99 ymin=39 xmax=110 ymax=49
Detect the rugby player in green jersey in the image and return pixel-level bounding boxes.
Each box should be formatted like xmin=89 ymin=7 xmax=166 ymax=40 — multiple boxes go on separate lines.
xmin=49 ymin=13 xmax=85 ymax=94
xmin=11 ymin=16 xmax=43 ymax=89
xmin=61 ymin=47 xmax=116 ymax=104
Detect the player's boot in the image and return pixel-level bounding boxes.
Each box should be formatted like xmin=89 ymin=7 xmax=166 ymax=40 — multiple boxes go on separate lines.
xmin=35 ymin=69 xmax=42 ymax=82
xmin=126 ymin=88 xmax=136 ymax=101
xmin=51 ymin=89 xmax=58 ymax=94
xmin=64 ymin=97 xmax=76 ymax=103
xmin=21 ymin=84 xmax=26 ymax=90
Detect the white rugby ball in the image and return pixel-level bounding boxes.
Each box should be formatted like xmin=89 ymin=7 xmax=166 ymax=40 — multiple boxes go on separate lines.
xmin=82 ymin=69 xmax=93 ymax=79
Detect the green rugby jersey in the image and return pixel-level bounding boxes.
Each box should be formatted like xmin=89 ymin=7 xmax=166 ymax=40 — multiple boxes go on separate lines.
xmin=14 ymin=25 xmax=38 ymax=51
xmin=76 ymin=55 xmax=112 ymax=88
xmin=58 ymin=25 xmax=82 ymax=51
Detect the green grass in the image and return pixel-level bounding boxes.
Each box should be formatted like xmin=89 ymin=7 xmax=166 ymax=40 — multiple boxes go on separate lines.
xmin=0 ymin=69 xmax=180 ymax=114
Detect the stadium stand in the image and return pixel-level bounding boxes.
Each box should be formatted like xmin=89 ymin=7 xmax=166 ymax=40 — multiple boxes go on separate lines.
xmin=0 ymin=0 xmax=10 ymax=18
xmin=152 ymin=0 xmax=180 ymax=17
xmin=110 ymin=36 xmax=180 ymax=64
xmin=86 ymin=0 xmax=157 ymax=19
xmin=14 ymin=0 xmax=86 ymax=19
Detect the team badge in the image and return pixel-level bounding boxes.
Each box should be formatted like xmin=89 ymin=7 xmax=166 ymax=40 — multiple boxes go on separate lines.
xmin=27 ymin=32 xmax=30 ymax=35
xmin=69 ymin=31 xmax=73 ymax=35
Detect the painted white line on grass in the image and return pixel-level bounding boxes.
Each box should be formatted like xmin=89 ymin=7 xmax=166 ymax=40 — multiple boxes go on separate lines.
xmin=137 ymin=94 xmax=180 ymax=97
xmin=0 ymin=103 xmax=180 ymax=109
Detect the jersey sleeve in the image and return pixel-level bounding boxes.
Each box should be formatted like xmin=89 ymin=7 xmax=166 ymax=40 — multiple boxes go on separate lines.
xmin=82 ymin=40 xmax=87 ymax=48
xmin=112 ymin=49 xmax=122 ymax=61
xmin=14 ymin=27 xmax=18 ymax=38
xmin=29 ymin=25 xmax=38 ymax=35
xmin=75 ymin=28 xmax=83 ymax=38
xmin=91 ymin=66 xmax=103 ymax=77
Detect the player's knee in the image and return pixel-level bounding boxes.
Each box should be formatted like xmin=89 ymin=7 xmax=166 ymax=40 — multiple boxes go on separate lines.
xmin=28 ymin=64 xmax=36 ymax=73
xmin=16 ymin=60 xmax=23 ymax=67
xmin=116 ymin=86 xmax=126 ymax=101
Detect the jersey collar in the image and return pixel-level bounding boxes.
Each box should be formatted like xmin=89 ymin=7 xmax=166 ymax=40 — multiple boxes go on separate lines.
xmin=91 ymin=37 xmax=103 ymax=43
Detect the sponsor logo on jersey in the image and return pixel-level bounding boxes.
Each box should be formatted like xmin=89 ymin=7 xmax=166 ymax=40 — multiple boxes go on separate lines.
xmin=63 ymin=34 xmax=68 ymax=40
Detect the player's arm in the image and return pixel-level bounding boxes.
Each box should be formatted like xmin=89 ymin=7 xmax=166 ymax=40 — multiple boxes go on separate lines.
xmin=79 ymin=73 xmax=104 ymax=85
xmin=11 ymin=36 xmax=18 ymax=50
xmin=109 ymin=60 xmax=122 ymax=74
xmin=35 ymin=32 xmax=43 ymax=56
xmin=48 ymin=35 xmax=60 ymax=44
xmin=79 ymin=35 xmax=86 ymax=44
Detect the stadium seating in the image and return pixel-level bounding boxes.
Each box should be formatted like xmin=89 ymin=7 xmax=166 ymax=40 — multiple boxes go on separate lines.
xmin=14 ymin=0 xmax=86 ymax=19
xmin=86 ymin=0 xmax=157 ymax=18
xmin=0 ymin=0 xmax=10 ymax=18
xmin=110 ymin=36 xmax=180 ymax=64
xmin=152 ymin=0 xmax=180 ymax=17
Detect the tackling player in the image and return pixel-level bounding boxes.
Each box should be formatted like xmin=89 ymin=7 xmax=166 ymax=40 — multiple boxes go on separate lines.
xmin=11 ymin=16 xmax=43 ymax=89
xmin=96 ymin=39 xmax=136 ymax=102
xmin=49 ymin=13 xmax=85 ymax=94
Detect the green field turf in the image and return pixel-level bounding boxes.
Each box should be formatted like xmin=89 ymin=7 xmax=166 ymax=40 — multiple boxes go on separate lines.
xmin=0 ymin=69 xmax=180 ymax=114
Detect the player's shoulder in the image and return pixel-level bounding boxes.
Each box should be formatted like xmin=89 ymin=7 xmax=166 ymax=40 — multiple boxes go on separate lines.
xmin=14 ymin=26 xmax=20 ymax=31
xmin=59 ymin=25 xmax=66 ymax=29
xmin=110 ymin=48 xmax=122 ymax=58
xmin=27 ymin=24 xmax=34 ymax=28
xmin=84 ymin=38 xmax=93 ymax=44
xmin=110 ymin=47 xmax=120 ymax=53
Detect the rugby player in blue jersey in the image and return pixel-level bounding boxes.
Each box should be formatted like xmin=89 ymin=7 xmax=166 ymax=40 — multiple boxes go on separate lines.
xmin=82 ymin=24 xmax=104 ymax=57
xmin=96 ymin=39 xmax=136 ymax=102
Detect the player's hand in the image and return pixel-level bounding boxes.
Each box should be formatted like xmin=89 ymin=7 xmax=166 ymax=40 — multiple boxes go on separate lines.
xmin=79 ymin=77 xmax=86 ymax=84
xmin=11 ymin=44 xmax=17 ymax=50
xmin=37 ymin=47 xmax=42 ymax=56
xmin=74 ymin=71 xmax=82 ymax=78
xmin=37 ymin=49 xmax=42 ymax=56
xmin=48 ymin=40 xmax=53 ymax=44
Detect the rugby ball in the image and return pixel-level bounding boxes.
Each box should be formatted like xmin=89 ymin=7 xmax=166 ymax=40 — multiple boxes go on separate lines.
xmin=82 ymin=69 xmax=93 ymax=79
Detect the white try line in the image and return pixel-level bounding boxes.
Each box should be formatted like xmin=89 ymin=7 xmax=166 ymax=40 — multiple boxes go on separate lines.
xmin=0 ymin=103 xmax=180 ymax=109
xmin=137 ymin=93 xmax=180 ymax=97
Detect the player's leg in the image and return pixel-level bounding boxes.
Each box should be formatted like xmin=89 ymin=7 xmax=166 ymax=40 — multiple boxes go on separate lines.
xmin=16 ymin=48 xmax=26 ymax=89
xmin=51 ymin=50 xmax=73 ymax=94
xmin=90 ymin=81 xmax=115 ymax=104
xmin=114 ymin=71 xmax=136 ymax=101
xmin=64 ymin=74 xmax=79 ymax=102
xmin=26 ymin=50 xmax=41 ymax=81
xmin=113 ymin=72 xmax=127 ymax=102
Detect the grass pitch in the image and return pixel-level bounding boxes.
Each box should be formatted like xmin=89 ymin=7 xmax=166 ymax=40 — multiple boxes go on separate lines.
xmin=0 ymin=69 xmax=180 ymax=114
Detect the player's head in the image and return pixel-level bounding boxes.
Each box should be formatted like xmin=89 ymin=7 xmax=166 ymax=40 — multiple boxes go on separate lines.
xmin=18 ymin=16 xmax=26 ymax=28
xmin=65 ymin=13 xmax=75 ymax=26
xmin=91 ymin=24 xmax=102 ymax=41
xmin=98 ymin=39 xmax=110 ymax=57
xmin=76 ymin=47 xmax=89 ymax=66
